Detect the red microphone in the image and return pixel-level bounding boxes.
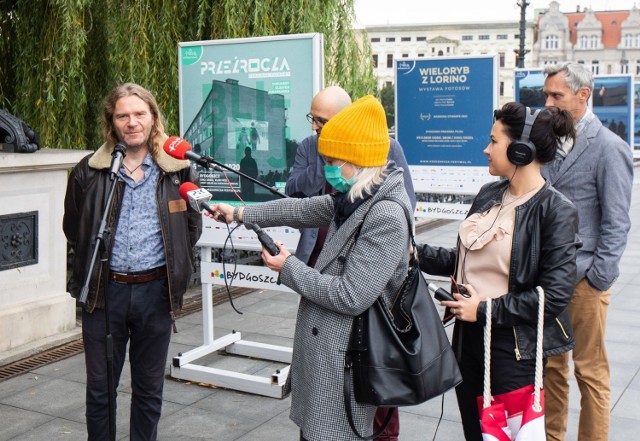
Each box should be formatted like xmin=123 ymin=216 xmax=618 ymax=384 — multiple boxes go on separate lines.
xmin=163 ymin=136 xmax=214 ymax=167
xmin=178 ymin=182 xmax=225 ymax=222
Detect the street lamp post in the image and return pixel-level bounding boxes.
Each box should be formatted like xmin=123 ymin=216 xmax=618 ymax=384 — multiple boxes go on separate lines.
xmin=516 ymin=1 xmax=530 ymax=68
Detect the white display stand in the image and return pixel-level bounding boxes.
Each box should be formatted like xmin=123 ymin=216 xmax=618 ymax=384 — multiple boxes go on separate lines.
xmin=170 ymin=220 xmax=298 ymax=398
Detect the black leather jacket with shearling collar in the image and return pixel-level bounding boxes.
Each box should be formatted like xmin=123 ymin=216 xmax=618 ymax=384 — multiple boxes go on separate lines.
xmin=417 ymin=179 xmax=581 ymax=359
xmin=63 ymin=137 xmax=202 ymax=316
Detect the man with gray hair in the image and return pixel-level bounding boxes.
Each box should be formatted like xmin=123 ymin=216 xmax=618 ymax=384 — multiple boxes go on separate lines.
xmin=542 ymin=62 xmax=633 ymax=441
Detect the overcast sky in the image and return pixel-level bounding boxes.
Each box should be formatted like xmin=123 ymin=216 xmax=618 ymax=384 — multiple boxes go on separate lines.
xmin=354 ymin=0 xmax=637 ymax=26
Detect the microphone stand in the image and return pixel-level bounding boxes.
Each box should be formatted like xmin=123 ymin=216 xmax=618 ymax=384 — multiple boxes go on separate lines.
xmin=191 ymin=155 xmax=288 ymax=199
xmin=78 ymin=162 xmax=121 ymax=441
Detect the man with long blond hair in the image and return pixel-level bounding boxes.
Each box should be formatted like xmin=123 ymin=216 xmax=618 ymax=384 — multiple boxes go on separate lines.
xmin=64 ymin=83 xmax=202 ymax=440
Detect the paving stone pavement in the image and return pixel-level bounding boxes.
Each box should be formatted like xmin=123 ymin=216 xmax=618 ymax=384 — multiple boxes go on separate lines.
xmin=1 ymin=169 xmax=639 ymax=440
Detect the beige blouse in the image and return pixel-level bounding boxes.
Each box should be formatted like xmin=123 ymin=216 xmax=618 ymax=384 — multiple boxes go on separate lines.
xmin=456 ymin=186 xmax=541 ymax=299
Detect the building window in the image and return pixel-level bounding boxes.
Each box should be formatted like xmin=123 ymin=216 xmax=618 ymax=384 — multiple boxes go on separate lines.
xmin=371 ymin=37 xmax=380 ymax=43
xmin=497 ymin=34 xmax=508 ymax=40
xmin=402 ymin=53 xmax=409 ymax=58
xmin=432 ymin=47 xmax=435 ymax=53
xmin=387 ymin=54 xmax=393 ymax=68
xmin=372 ymin=54 xmax=378 ymax=68
xmin=621 ymin=60 xmax=629 ymax=74
xmin=417 ymin=36 xmax=427 ymax=41
xmin=500 ymin=81 xmax=504 ymax=96
xmin=499 ymin=52 xmax=505 ymax=67
xmin=418 ymin=53 xmax=424 ymax=57
xmin=479 ymin=35 xmax=490 ymax=40
xmin=624 ymin=33 xmax=633 ymax=47
xmin=447 ymin=47 xmax=450 ymax=53
xmin=579 ymin=35 xmax=588 ymax=48
xmin=590 ymin=35 xmax=598 ymax=48
xmin=545 ymin=35 xmax=559 ymax=49
xmin=386 ymin=37 xmax=395 ymax=42
xmin=401 ymin=37 xmax=411 ymax=42
xmin=386 ymin=81 xmax=392 ymax=88
xmin=514 ymin=34 xmax=520 ymax=39
xmin=636 ymin=61 xmax=640 ymax=75
xmin=438 ymin=50 xmax=444 ymax=56
xmin=462 ymin=35 xmax=473 ymax=41
xmin=591 ymin=60 xmax=599 ymax=75
xmin=636 ymin=34 xmax=640 ymax=47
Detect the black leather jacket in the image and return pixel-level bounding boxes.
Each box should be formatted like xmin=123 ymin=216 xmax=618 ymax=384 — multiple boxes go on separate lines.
xmin=63 ymin=140 xmax=202 ymax=316
xmin=417 ymin=180 xmax=581 ymax=359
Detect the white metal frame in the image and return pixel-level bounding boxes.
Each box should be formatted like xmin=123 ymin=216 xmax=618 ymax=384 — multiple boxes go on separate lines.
xmin=170 ymin=246 xmax=293 ymax=398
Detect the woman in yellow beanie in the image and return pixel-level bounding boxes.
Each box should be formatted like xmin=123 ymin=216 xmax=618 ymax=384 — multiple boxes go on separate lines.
xmin=206 ymin=96 xmax=413 ymax=441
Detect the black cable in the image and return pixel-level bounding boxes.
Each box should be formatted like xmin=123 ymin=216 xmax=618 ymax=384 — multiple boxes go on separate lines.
xmin=220 ymin=222 xmax=243 ymax=315
xmin=430 ymin=394 xmax=447 ymax=441
xmin=459 ymin=167 xmax=518 ymax=285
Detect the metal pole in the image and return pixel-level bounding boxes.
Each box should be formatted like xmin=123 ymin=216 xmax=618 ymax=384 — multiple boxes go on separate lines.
xmin=517 ymin=1 xmax=530 ymax=68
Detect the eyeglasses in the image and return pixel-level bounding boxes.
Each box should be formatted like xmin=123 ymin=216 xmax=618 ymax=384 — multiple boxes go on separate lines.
xmin=306 ymin=113 xmax=329 ymax=127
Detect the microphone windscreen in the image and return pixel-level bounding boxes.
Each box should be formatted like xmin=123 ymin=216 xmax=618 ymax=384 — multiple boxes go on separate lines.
xmin=114 ymin=141 xmax=127 ymax=154
xmin=178 ymin=182 xmax=199 ymax=201
xmin=163 ymin=136 xmax=192 ymax=160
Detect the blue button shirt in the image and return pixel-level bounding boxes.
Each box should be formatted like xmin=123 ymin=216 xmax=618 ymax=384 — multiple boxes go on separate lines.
xmin=110 ymin=154 xmax=166 ymax=272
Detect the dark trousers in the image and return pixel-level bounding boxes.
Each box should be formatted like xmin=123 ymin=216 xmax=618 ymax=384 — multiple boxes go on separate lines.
xmin=300 ymin=410 xmax=399 ymax=440
xmin=454 ymin=321 xmax=537 ymax=441
xmin=373 ymin=407 xmax=399 ymax=440
xmin=83 ymin=278 xmax=173 ymax=441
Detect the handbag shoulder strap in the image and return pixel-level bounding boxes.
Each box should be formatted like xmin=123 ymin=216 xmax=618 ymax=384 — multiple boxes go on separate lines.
xmin=481 ymin=287 xmax=545 ymax=410
xmin=355 ymin=196 xmax=416 ymax=250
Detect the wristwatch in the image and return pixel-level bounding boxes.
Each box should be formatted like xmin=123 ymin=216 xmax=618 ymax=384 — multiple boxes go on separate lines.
xmin=233 ymin=206 xmax=243 ymax=224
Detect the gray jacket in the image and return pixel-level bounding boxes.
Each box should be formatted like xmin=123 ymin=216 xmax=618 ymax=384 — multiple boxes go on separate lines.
xmin=542 ymin=115 xmax=633 ymax=291
xmin=243 ymin=168 xmax=411 ymax=441
xmin=285 ymin=134 xmax=416 ymax=264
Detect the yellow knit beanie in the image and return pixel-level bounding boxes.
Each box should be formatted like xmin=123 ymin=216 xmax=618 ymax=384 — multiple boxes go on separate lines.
xmin=318 ymin=95 xmax=390 ymax=167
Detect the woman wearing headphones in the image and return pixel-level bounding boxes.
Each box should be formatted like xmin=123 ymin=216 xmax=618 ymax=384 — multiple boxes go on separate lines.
xmin=416 ymin=102 xmax=581 ymax=440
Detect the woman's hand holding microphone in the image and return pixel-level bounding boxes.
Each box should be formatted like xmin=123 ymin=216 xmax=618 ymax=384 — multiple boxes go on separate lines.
xmin=204 ymin=202 xmax=238 ymax=224
xmin=203 ymin=203 xmax=291 ymax=272
xmin=440 ymin=284 xmax=483 ymax=322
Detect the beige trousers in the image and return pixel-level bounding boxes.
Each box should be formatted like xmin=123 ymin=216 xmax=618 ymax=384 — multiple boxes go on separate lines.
xmin=545 ymin=278 xmax=611 ymax=441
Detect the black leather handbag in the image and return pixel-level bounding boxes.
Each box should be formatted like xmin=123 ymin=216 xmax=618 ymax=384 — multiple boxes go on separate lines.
xmin=343 ymin=197 xmax=462 ymax=439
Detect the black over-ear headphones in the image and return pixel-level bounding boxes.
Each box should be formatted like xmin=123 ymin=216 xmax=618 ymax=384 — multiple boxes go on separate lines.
xmin=507 ymin=107 xmax=541 ymax=166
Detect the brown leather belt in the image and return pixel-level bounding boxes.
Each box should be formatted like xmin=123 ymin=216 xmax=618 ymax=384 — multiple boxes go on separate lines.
xmin=109 ymin=266 xmax=167 ymax=284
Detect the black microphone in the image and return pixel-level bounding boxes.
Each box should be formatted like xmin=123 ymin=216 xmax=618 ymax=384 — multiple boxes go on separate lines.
xmin=427 ymin=282 xmax=470 ymax=302
xmin=245 ymin=222 xmax=280 ymax=256
xmin=109 ymin=142 xmax=127 ymax=180
xmin=427 ymin=283 xmax=456 ymax=302
xmin=178 ymin=182 xmax=226 ymax=222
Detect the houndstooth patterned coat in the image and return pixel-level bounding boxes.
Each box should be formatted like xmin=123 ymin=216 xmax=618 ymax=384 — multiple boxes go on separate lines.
xmin=242 ymin=168 xmax=412 ymax=441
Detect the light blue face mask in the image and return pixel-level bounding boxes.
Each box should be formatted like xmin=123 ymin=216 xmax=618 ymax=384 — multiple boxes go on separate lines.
xmin=324 ymin=162 xmax=354 ymax=193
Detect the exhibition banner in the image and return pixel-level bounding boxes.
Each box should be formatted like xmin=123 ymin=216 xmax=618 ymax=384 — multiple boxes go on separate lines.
xmin=395 ymin=55 xmax=498 ymax=219
xmin=178 ymin=33 xmax=323 ymax=250
xmin=179 ymin=34 xmax=323 ymax=205
xmin=592 ymin=74 xmax=634 ymax=151
xmin=516 ymin=70 xmax=636 ymax=157
xmin=514 ymin=69 xmax=546 ymax=108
